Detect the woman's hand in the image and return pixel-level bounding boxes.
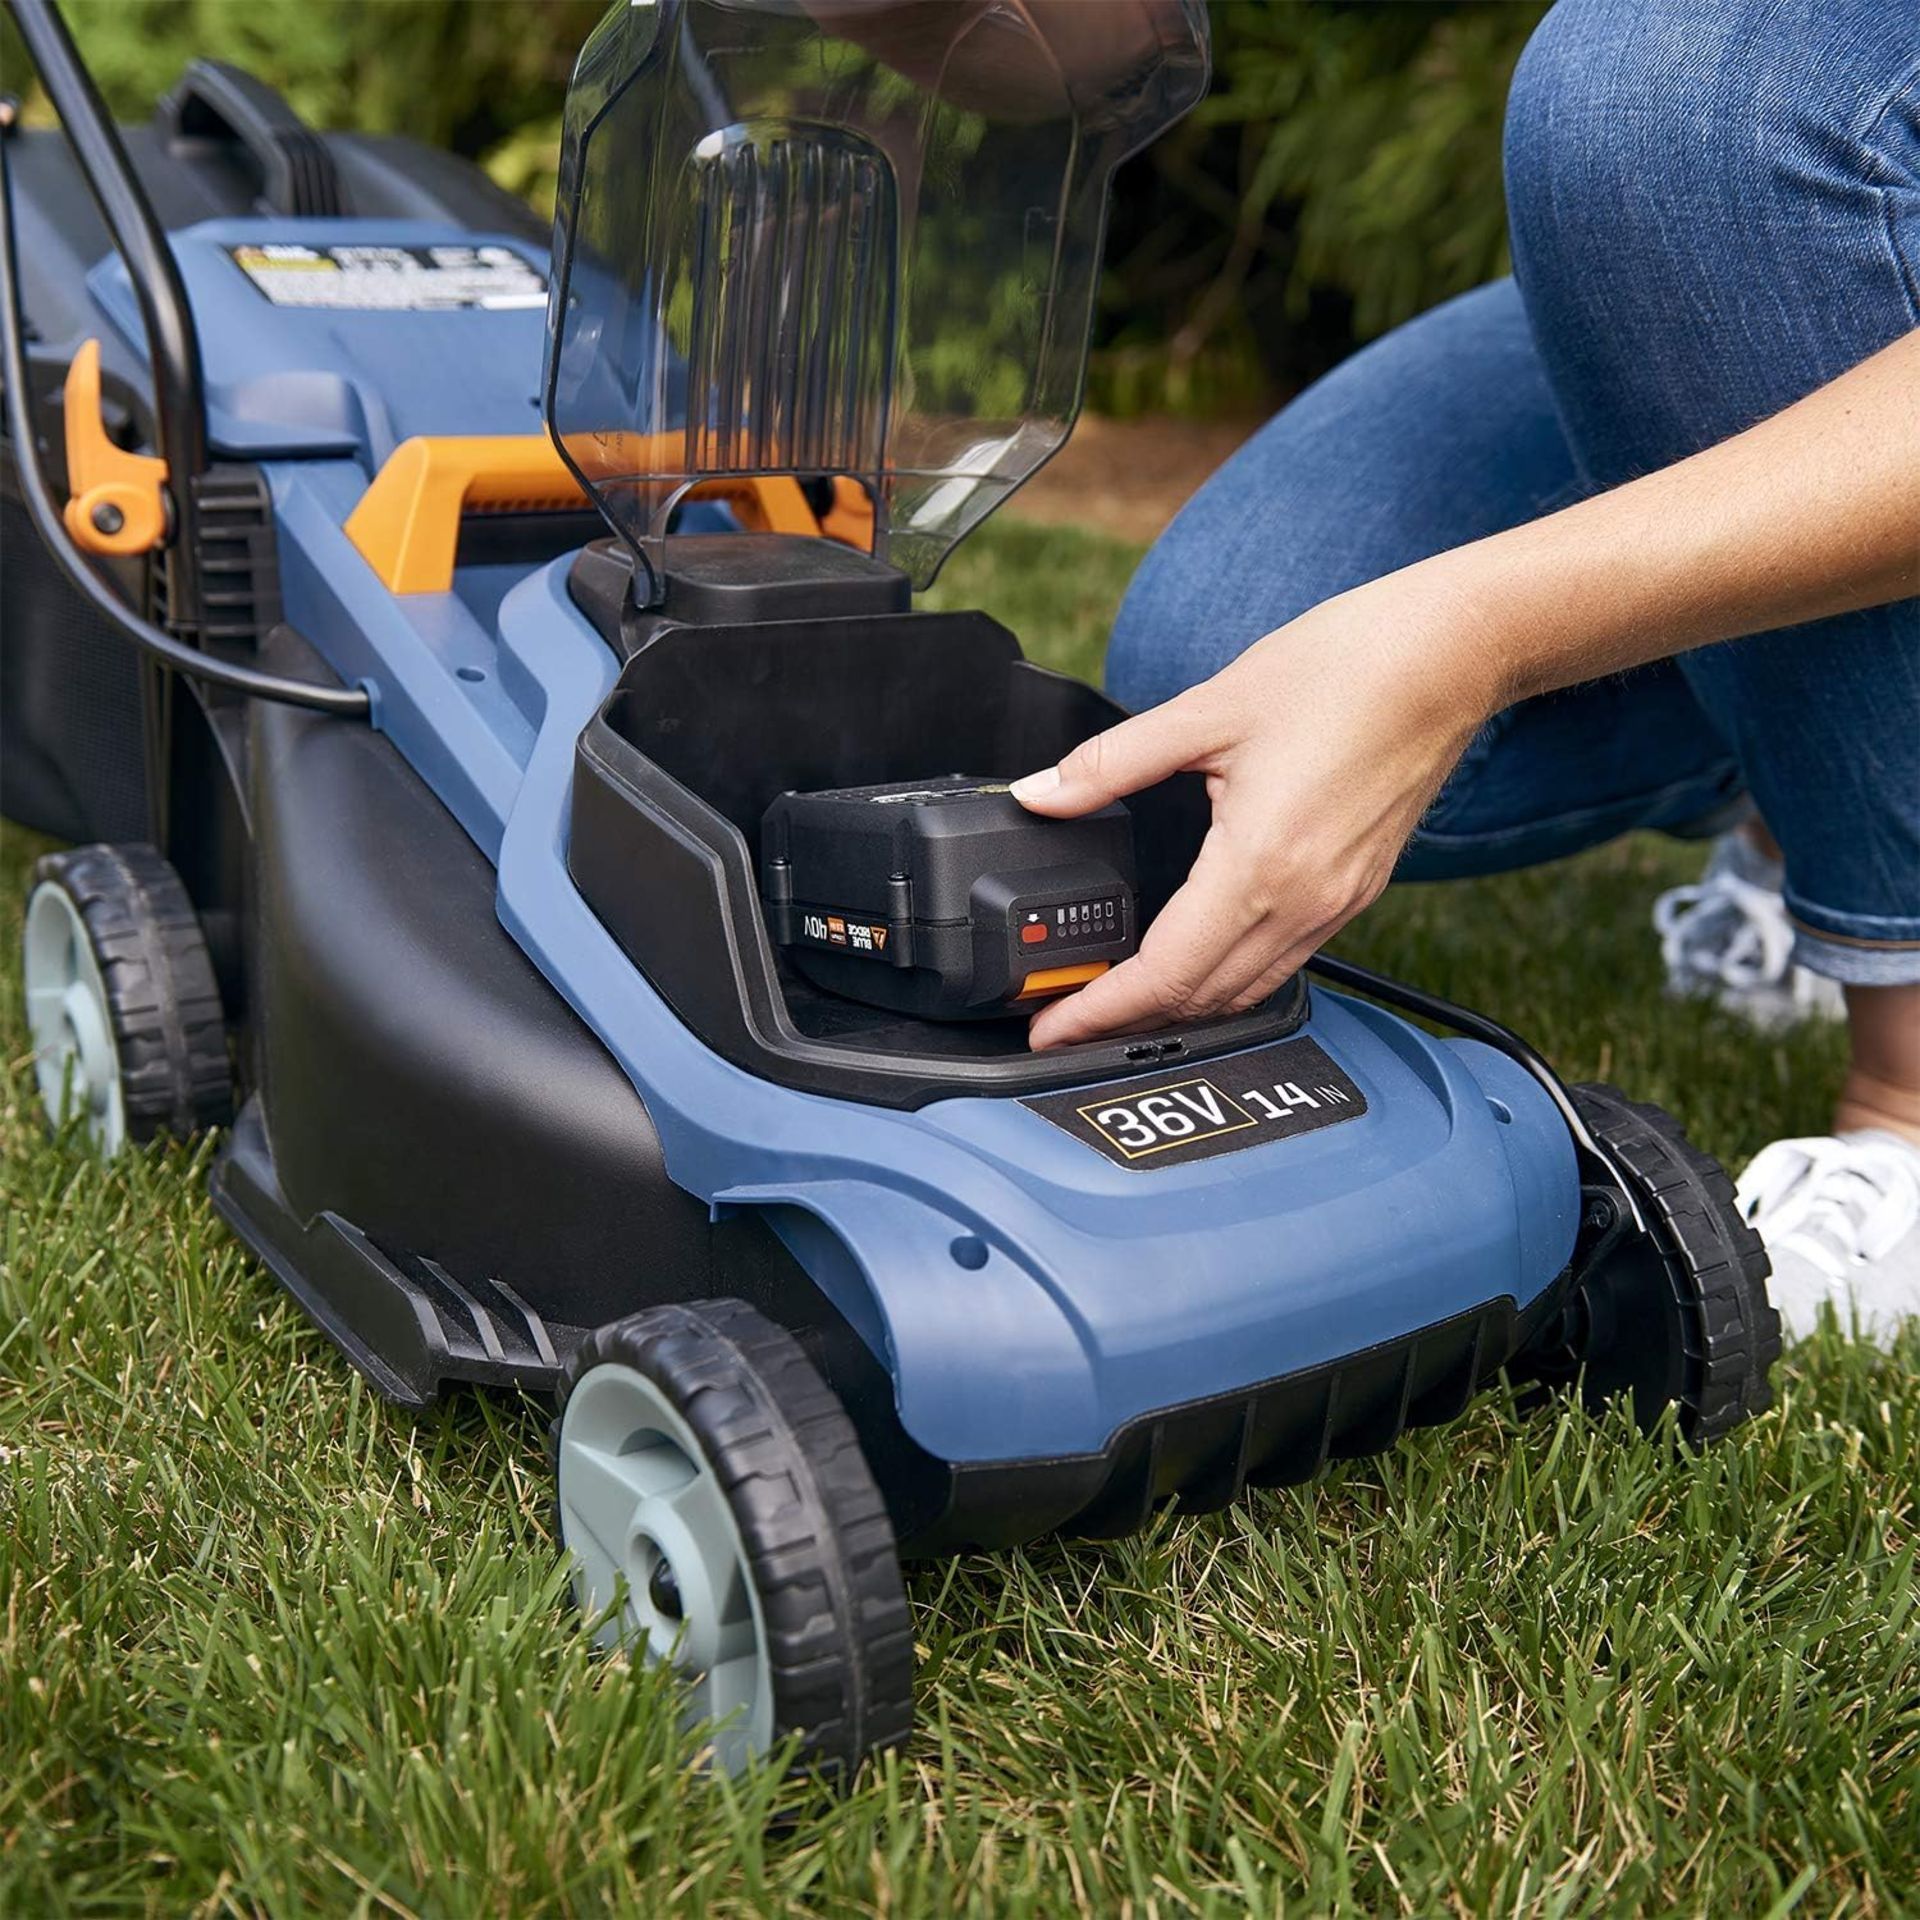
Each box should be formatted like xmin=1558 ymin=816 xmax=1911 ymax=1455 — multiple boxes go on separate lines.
xmin=1012 ymin=563 xmax=1505 ymax=1050
xmin=1012 ymin=330 xmax=1920 ymax=1051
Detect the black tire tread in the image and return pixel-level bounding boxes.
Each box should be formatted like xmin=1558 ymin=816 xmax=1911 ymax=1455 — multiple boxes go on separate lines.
xmin=30 ymin=843 xmax=231 ymax=1142
xmin=554 ymin=1297 xmax=914 ymax=1780
xmin=1572 ymin=1083 xmax=1781 ymax=1442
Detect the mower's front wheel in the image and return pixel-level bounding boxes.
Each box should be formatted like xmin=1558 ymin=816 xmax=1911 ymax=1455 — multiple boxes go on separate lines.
xmin=553 ymin=1298 xmax=913 ymax=1781
xmin=1520 ymin=1085 xmax=1781 ymax=1442
xmin=22 ymin=844 xmax=231 ymax=1158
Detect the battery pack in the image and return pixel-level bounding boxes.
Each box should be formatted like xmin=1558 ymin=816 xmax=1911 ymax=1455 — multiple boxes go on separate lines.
xmin=760 ymin=776 xmax=1138 ymax=1019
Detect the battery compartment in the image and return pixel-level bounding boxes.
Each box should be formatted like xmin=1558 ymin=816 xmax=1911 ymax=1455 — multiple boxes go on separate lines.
xmin=569 ymin=591 xmax=1306 ymax=1107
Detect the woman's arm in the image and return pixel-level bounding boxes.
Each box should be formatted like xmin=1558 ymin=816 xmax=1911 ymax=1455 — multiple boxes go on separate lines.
xmin=1013 ymin=327 xmax=1920 ymax=1049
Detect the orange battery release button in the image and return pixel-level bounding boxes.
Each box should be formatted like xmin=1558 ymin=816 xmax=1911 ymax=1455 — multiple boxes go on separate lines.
xmin=1013 ymin=961 xmax=1109 ymax=1002
xmin=1020 ymin=922 xmax=1049 ymax=945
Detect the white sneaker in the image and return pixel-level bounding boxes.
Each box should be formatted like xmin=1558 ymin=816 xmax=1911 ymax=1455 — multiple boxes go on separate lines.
xmin=1653 ymin=834 xmax=1846 ymax=1032
xmin=1736 ymin=1130 xmax=1920 ymax=1348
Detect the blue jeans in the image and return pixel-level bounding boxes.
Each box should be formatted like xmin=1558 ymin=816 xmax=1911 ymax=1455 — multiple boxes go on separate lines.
xmin=1108 ymin=0 xmax=1920 ymax=986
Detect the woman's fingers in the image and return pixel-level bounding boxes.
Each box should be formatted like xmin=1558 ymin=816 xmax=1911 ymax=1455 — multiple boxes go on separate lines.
xmin=1011 ymin=690 xmax=1223 ymax=817
xmin=1027 ymin=843 xmax=1243 ymax=1046
xmin=1027 ymin=832 xmax=1343 ymax=1048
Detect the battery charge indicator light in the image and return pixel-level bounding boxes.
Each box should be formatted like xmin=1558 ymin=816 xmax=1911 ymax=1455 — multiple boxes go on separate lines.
xmin=1036 ymin=898 xmax=1122 ymax=940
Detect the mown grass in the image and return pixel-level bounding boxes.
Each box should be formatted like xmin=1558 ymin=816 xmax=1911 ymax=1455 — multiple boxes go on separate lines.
xmin=3 ymin=518 xmax=1915 ymax=1916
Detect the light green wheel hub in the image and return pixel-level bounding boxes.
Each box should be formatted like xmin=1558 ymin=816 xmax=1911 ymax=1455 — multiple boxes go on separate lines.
xmin=23 ymin=880 xmax=126 ymax=1157
xmin=556 ymin=1361 xmax=774 ymax=1773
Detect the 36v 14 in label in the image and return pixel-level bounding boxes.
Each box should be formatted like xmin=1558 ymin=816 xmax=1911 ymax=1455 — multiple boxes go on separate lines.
xmin=1021 ymin=1036 xmax=1367 ymax=1170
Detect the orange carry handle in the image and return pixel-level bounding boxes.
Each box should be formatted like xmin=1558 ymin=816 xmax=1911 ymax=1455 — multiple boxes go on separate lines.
xmin=344 ymin=434 xmax=878 ymax=594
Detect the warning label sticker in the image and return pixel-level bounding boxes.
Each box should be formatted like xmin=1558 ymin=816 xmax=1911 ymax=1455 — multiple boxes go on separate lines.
xmin=226 ymin=242 xmax=548 ymax=312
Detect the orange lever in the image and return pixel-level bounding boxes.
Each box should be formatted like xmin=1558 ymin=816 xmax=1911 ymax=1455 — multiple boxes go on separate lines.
xmin=1013 ymin=961 xmax=1111 ymax=1003
xmin=62 ymin=339 xmax=170 ymax=556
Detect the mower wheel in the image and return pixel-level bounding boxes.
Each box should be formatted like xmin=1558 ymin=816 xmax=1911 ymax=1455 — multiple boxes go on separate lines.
xmin=1523 ymin=1085 xmax=1781 ymax=1443
xmin=22 ymin=844 xmax=231 ymax=1158
xmin=553 ymin=1298 xmax=913 ymax=1781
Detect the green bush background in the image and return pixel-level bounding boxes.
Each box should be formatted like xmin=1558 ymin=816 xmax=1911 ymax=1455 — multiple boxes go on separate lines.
xmin=4 ymin=0 xmax=1545 ymax=416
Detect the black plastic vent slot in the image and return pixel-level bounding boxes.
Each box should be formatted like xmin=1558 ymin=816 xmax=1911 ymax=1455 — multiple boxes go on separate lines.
xmin=1125 ymin=1038 xmax=1186 ymax=1064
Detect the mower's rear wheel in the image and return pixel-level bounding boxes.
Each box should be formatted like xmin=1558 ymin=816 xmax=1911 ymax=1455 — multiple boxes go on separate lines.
xmin=22 ymin=844 xmax=231 ymax=1158
xmin=1522 ymin=1084 xmax=1781 ymax=1442
xmin=553 ymin=1298 xmax=913 ymax=1782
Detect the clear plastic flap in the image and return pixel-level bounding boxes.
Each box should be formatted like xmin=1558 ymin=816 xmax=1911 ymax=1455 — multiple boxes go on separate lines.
xmin=545 ymin=0 xmax=1209 ymax=594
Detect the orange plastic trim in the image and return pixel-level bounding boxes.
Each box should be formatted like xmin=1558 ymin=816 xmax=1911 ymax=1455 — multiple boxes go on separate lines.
xmin=343 ymin=435 xmax=870 ymax=593
xmin=729 ymin=472 xmax=827 ymax=539
xmin=62 ymin=339 xmax=169 ymax=556
xmin=1013 ymin=961 xmax=1111 ymax=1002
xmin=343 ymin=434 xmax=589 ymax=593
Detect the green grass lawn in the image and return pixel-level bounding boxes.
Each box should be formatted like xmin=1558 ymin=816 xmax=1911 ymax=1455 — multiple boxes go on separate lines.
xmin=3 ymin=520 xmax=1914 ymax=1916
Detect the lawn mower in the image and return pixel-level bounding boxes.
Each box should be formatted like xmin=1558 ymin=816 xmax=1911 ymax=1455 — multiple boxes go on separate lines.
xmin=2 ymin=0 xmax=1779 ymax=1780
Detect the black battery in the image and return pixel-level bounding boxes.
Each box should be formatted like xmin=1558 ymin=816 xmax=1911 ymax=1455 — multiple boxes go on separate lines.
xmin=760 ymin=776 xmax=1138 ymax=1019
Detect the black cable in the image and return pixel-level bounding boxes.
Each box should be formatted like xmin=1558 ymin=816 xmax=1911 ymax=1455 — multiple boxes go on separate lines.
xmin=1305 ymin=952 xmax=1603 ymax=1159
xmin=8 ymin=0 xmax=208 ymax=496
xmin=0 ymin=96 xmax=371 ymax=718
